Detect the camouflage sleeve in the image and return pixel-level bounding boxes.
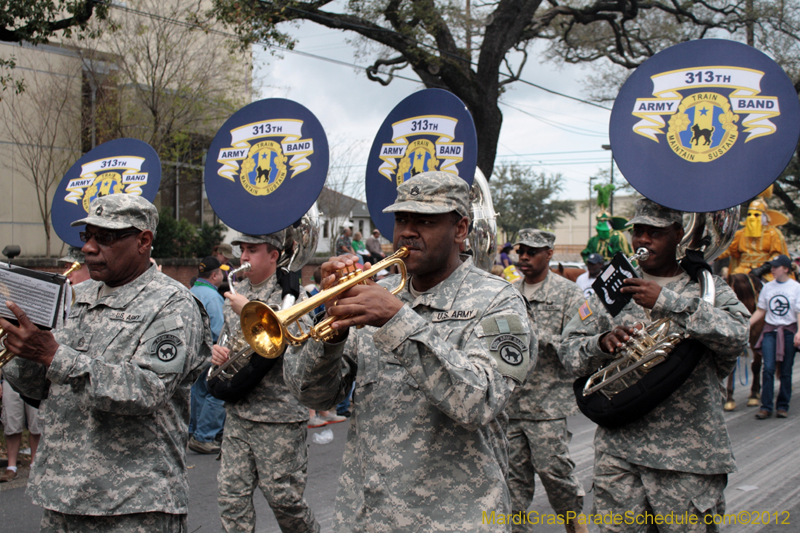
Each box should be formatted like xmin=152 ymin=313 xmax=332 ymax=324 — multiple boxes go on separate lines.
xmin=1 ymin=357 xmax=49 ymax=400
xmin=650 ymin=275 xmax=750 ymax=376
xmin=559 ymin=298 xmax=617 ymax=377
xmin=46 ymin=294 xmax=206 ymax=415
xmin=372 ymin=286 xmax=534 ymax=431
xmin=538 ymin=282 xmax=585 ymax=356
xmin=283 ymin=330 xmax=357 ymax=412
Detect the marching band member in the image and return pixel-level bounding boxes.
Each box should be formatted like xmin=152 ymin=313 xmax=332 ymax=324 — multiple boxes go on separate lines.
xmin=284 ymin=172 xmax=536 ymax=532
xmin=0 ymin=195 xmax=211 ymax=532
xmin=506 ymin=229 xmax=588 ymax=533
xmin=210 ymin=231 xmax=319 ymax=533
xmin=559 ymin=198 xmax=749 ymax=532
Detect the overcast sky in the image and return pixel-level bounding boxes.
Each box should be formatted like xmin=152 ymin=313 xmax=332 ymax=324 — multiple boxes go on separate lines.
xmin=253 ymin=23 xmax=617 ymax=202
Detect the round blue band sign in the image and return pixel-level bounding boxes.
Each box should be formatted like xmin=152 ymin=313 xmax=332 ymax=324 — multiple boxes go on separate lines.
xmin=204 ymin=98 xmax=329 ymax=235
xmin=609 ymin=39 xmax=800 ymax=212
xmin=51 ymin=138 xmax=162 ymax=248
xmin=365 ymin=89 xmax=477 ymax=238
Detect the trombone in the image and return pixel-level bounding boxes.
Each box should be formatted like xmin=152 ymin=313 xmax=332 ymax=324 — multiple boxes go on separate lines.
xmin=0 ymin=261 xmax=81 ymax=370
xmin=241 ymin=247 xmax=410 ymax=359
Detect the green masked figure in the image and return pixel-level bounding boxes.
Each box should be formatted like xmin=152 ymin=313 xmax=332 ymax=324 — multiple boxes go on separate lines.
xmin=581 ymin=211 xmax=633 ymax=263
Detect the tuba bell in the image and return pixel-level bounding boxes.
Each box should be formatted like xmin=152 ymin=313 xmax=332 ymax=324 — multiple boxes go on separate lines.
xmin=464 ymin=169 xmax=498 ymax=272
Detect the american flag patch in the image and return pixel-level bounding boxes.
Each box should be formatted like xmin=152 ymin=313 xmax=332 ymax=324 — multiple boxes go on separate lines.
xmin=578 ymin=301 xmax=593 ymax=321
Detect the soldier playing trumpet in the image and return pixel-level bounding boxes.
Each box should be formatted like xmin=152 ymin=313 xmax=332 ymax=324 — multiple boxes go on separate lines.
xmin=283 ymin=172 xmax=536 ymax=532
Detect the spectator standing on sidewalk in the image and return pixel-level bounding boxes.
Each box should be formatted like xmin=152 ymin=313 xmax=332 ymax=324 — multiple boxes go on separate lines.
xmin=188 ymin=256 xmax=229 ymax=453
xmin=1 ymin=372 xmax=41 ymax=483
xmin=752 ymin=254 xmax=800 ymax=419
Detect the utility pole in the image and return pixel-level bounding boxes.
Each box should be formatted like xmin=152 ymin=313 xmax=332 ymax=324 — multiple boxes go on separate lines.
xmin=588 ymin=176 xmax=596 ymax=239
xmin=601 ymin=144 xmax=614 ymax=215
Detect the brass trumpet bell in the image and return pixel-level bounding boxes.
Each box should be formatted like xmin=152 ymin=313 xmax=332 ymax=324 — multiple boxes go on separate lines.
xmin=241 ymin=303 xmax=288 ymax=359
xmin=241 ymin=247 xmax=410 ymax=359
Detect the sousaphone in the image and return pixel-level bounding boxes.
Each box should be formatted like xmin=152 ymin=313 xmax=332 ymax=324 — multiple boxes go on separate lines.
xmin=203 ymin=98 xmax=328 ymax=395
xmin=576 ymin=39 xmax=800 ymax=428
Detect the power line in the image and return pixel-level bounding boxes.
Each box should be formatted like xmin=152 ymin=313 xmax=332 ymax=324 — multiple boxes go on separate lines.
xmin=101 ymin=0 xmax=609 ymax=112
xmin=497 ymin=149 xmax=607 ymax=157
xmin=499 ymin=101 xmax=607 ymax=137
xmin=98 ymin=1 xmax=615 ymax=185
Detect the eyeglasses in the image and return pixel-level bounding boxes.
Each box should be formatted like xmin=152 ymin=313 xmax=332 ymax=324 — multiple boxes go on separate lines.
xmin=517 ymin=247 xmax=548 ymax=257
xmin=79 ymin=229 xmax=141 ymax=246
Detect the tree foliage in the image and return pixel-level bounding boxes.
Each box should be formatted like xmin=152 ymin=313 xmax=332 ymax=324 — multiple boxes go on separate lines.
xmin=210 ymin=0 xmax=764 ymax=178
xmin=1 ymin=0 xmax=108 ymax=98
xmin=77 ymin=0 xmax=247 ymax=156
xmin=488 ymin=164 xmax=574 ymax=242
xmin=152 ymin=209 xmax=227 ymax=259
xmin=0 ymin=0 xmax=107 ymax=44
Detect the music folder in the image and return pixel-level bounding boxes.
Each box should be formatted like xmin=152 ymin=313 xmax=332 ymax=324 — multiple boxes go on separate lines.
xmin=591 ymin=252 xmax=639 ymax=318
xmin=0 ymin=262 xmax=68 ymax=330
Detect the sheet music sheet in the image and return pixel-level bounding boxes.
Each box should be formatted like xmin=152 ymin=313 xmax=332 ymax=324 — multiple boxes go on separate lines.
xmin=0 ymin=268 xmax=63 ymax=328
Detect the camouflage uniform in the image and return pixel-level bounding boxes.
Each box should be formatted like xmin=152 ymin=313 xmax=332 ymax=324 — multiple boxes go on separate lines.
xmin=284 ymin=172 xmax=537 ymax=533
xmin=506 ymin=231 xmax=586 ymax=530
xmin=4 ymin=197 xmax=211 ymax=531
xmin=559 ymin=199 xmax=750 ymax=532
xmin=217 ymin=237 xmax=319 ymax=533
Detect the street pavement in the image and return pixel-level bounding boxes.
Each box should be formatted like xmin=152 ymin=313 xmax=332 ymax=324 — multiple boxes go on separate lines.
xmin=2 ymin=361 xmax=800 ymax=532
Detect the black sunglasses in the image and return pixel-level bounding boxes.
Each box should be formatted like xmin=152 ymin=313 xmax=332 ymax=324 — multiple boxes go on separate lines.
xmin=79 ymin=229 xmax=141 ymax=246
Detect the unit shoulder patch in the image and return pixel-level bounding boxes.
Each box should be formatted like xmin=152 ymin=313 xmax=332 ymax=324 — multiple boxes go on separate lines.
xmin=481 ymin=314 xmax=531 ymax=384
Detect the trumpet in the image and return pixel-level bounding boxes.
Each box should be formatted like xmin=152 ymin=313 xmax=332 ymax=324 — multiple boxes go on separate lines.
xmin=0 ymin=261 xmax=82 ymax=370
xmin=227 ymin=262 xmax=251 ymax=296
xmin=241 ymin=247 xmax=410 ymax=359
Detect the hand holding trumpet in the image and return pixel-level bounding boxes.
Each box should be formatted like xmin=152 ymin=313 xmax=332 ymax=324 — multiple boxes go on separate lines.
xmin=319 ymin=253 xmax=404 ymax=331
xmin=0 ymin=301 xmax=59 ymax=367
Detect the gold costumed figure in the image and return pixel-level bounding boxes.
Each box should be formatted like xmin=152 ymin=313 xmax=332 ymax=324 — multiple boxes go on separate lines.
xmin=718 ymin=187 xmax=790 ymax=281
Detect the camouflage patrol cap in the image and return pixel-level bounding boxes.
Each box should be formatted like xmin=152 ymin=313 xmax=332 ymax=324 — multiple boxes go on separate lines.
xmin=514 ymin=229 xmax=555 ymax=249
xmin=382 ymin=171 xmax=470 ymax=218
xmin=629 ymin=198 xmax=683 ymax=228
xmin=59 ymin=246 xmax=85 ymax=264
xmin=214 ymin=242 xmax=235 ymax=260
xmin=70 ymin=194 xmax=158 ymax=234
xmin=231 ymin=229 xmax=285 ymax=250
